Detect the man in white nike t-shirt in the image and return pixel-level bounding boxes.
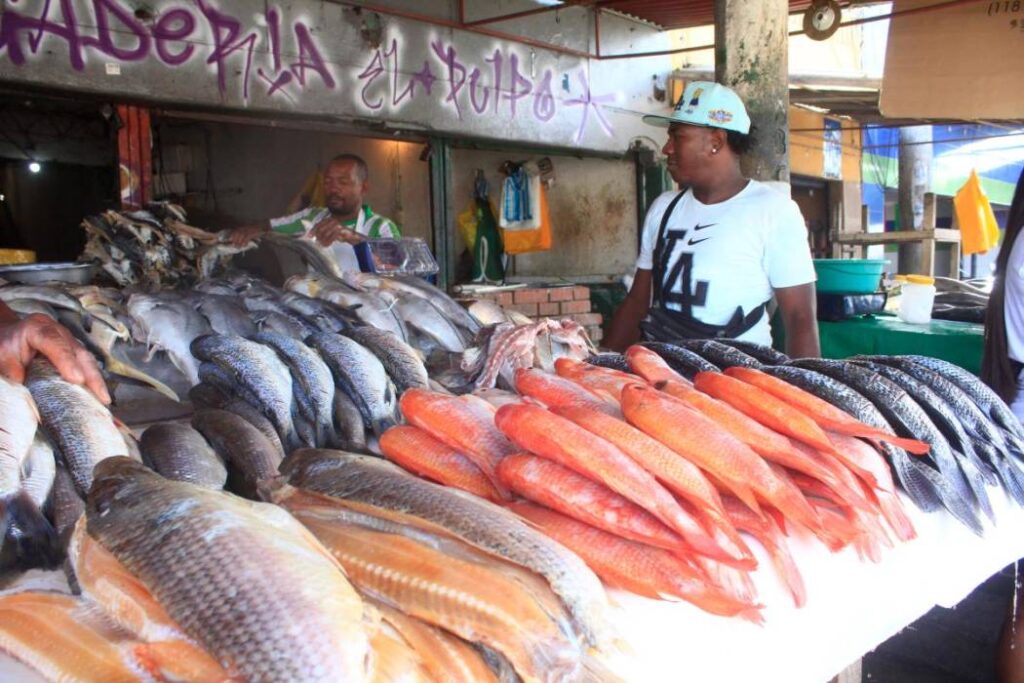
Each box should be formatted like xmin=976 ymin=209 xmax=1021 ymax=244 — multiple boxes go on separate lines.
xmin=606 ymin=81 xmax=820 ymax=357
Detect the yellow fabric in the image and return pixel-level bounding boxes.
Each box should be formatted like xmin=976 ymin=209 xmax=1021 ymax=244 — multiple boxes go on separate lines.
xmin=501 ymin=182 xmax=552 ymax=255
xmin=906 ymin=275 xmax=934 ymax=285
xmin=456 ymin=200 xmax=484 ymax=251
xmin=0 ymin=249 xmax=36 ymax=265
xmin=285 ymin=169 xmax=326 ymax=214
xmin=954 ymin=169 xmax=1000 ymax=256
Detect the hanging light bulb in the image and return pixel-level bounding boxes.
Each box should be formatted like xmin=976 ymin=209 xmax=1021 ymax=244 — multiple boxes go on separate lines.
xmin=28 ymin=161 xmax=41 ymax=174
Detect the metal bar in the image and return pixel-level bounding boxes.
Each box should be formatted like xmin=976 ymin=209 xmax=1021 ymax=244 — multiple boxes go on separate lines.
xmin=462 ymin=3 xmax=567 ymax=27
xmin=595 ymin=8 xmax=602 ymax=58
xmin=139 ymin=108 xmax=152 ymax=205
xmin=787 ymin=0 xmax=985 ymax=36
xmin=339 ymin=2 xmax=593 ymax=59
xmin=428 ymin=137 xmax=455 ymax=291
xmin=457 ymin=0 xmax=464 ymax=25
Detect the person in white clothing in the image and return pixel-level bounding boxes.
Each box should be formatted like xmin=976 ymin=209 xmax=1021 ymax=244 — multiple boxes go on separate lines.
xmin=606 ymin=81 xmax=820 ymax=357
xmin=982 ymin=167 xmax=1024 ymax=422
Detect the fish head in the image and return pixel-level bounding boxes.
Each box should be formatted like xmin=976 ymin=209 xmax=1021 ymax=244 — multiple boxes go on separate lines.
xmin=86 ymin=456 xmax=156 ymax=518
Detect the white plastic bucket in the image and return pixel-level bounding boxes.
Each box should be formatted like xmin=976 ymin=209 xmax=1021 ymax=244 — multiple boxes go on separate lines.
xmin=897 ymin=275 xmax=936 ymax=324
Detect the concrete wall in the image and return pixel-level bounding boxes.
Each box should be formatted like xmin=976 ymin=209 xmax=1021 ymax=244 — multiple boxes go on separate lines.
xmin=0 ymin=0 xmax=674 ymax=155
xmin=155 ymin=120 xmax=432 ymax=242
xmin=451 ymin=148 xmax=637 ymax=279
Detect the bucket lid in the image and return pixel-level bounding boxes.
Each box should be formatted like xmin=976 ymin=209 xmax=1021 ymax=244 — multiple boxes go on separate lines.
xmin=906 ymin=275 xmax=935 ymax=285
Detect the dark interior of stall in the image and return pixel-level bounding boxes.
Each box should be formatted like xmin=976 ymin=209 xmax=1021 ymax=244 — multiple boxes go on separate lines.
xmin=0 ymin=93 xmax=119 ymax=263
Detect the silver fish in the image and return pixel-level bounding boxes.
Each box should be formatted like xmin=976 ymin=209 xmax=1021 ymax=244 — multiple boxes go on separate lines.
xmin=127 ymin=293 xmax=212 ymax=386
xmin=255 ymin=309 xmax=320 ymax=339
xmin=332 ymin=390 xmax=367 ymax=452
xmin=139 ymin=423 xmax=227 ymax=490
xmin=189 ymin=292 xmax=258 ymax=337
xmin=252 ymin=332 xmax=336 ymax=448
xmin=394 ymin=294 xmax=467 ymax=353
xmin=0 ymin=378 xmax=58 ymax=569
xmin=262 ymin=232 xmax=347 ymax=279
xmin=344 ymin=326 xmax=429 ymax=394
xmin=191 ymin=334 xmax=299 ymax=451
xmin=85 ymin=457 xmax=371 ymax=682
xmin=345 ymin=272 xmax=481 ymax=336
xmin=288 ymin=275 xmax=409 ymax=341
xmin=21 ymin=435 xmax=56 ymax=510
xmin=280 ymin=449 xmax=615 ymax=652
xmin=307 ymin=333 xmax=399 ymax=437
xmin=25 ymin=360 xmax=132 ymax=496
xmin=191 ymin=409 xmax=283 ymax=499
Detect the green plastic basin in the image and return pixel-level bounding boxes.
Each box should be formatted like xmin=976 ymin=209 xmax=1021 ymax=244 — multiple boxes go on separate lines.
xmin=813 ymin=259 xmax=886 ymax=294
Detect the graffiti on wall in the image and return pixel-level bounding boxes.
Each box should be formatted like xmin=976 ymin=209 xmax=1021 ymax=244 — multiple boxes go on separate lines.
xmin=0 ymin=0 xmax=618 ymax=143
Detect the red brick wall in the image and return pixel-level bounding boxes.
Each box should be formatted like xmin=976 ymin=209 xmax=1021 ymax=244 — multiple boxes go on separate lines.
xmin=461 ymin=285 xmax=604 ymax=344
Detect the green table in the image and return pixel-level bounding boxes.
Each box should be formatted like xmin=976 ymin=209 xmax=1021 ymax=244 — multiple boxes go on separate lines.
xmin=818 ymin=314 xmax=984 ymax=374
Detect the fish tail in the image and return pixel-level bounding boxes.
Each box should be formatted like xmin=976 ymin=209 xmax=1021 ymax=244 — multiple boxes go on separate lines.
xmin=889 ymin=448 xmax=944 ymax=512
xmin=0 ymin=491 xmax=62 ymax=570
xmin=958 ymin=456 xmax=996 ymax=524
xmin=876 ymin=489 xmax=917 ymax=542
xmin=763 ymin=537 xmax=807 ymax=608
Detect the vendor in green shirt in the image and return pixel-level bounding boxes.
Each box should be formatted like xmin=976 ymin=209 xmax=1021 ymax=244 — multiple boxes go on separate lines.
xmin=229 ymin=154 xmax=400 ymax=247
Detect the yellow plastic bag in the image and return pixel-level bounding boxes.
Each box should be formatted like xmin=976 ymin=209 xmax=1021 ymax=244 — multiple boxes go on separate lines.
xmin=954 ymin=169 xmax=1000 ymax=255
xmin=456 ymin=201 xmax=481 ymax=251
xmin=502 ymin=183 xmax=552 ymax=255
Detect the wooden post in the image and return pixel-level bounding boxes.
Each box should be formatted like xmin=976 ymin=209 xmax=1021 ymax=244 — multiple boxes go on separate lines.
xmin=897 ymin=125 xmax=933 ymax=274
xmin=714 ymin=0 xmax=790 ymax=186
xmin=116 ymin=104 xmax=152 ymax=210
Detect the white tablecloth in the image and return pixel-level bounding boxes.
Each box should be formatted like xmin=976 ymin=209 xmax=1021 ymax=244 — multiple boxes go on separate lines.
xmin=1 ymin=488 xmax=1021 ymax=683
xmin=608 ymin=486 xmax=1024 ymax=682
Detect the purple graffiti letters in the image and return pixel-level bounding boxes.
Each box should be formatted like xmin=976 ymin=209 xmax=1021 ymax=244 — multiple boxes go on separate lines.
xmin=81 ymin=0 xmax=149 ymax=62
xmin=358 ymin=40 xmax=434 ymax=110
xmin=292 ymin=23 xmax=335 ymax=89
xmin=563 ymin=71 xmax=615 ymax=143
xmin=0 ymin=0 xmax=86 ymax=70
xmin=152 ymin=8 xmax=196 ymax=66
xmin=197 ymin=0 xmax=259 ymax=100
xmin=1 ymin=0 xmax=336 ymax=102
xmin=357 ymin=49 xmax=387 ymax=110
xmin=533 ymin=70 xmax=556 ymax=122
xmin=430 ymin=40 xmax=466 ymax=120
xmin=504 ymin=53 xmax=532 ymax=117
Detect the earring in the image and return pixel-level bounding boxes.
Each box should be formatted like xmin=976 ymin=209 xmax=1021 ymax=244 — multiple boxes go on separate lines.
xmin=711 ymin=148 xmax=719 ymax=154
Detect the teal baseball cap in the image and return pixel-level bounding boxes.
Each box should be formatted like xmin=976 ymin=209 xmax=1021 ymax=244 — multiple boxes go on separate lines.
xmin=643 ymin=81 xmax=751 ymax=135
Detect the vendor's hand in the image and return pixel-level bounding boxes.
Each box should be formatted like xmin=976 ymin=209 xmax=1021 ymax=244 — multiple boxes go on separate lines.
xmin=229 ymin=223 xmax=267 ymax=247
xmin=0 ymin=314 xmax=111 ymax=404
xmin=310 ymin=216 xmax=364 ymax=247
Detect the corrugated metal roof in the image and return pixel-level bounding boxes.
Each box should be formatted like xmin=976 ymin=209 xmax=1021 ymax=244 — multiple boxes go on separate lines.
xmin=594 ymin=0 xmax=818 ymax=30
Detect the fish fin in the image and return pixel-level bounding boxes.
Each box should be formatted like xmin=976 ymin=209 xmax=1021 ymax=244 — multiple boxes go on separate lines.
xmin=993 ymin=455 xmax=1024 ymax=507
xmin=104 ymin=356 xmax=180 ymax=402
xmin=957 ymin=455 xmax=996 ymax=524
xmin=0 ymin=491 xmax=62 ymax=571
xmin=889 ymin=448 xmax=944 ymax=512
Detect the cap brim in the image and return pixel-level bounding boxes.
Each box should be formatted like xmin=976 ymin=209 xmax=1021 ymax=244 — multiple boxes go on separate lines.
xmin=641 ymin=114 xmax=676 ymax=128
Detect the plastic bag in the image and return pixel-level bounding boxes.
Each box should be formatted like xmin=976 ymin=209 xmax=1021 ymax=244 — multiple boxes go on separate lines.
xmin=456 ymin=201 xmax=480 ymax=251
xmin=954 ymin=169 xmax=1000 ymax=255
xmin=502 ymin=182 xmax=552 ymax=255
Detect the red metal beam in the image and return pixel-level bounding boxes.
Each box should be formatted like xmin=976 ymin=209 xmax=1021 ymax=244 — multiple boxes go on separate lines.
xmin=116 ymin=104 xmax=152 ymax=209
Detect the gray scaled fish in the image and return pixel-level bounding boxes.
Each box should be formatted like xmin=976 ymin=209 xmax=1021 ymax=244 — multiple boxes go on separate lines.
xmin=678 ymin=339 xmax=762 ymax=369
xmin=24 ymin=359 xmax=133 ymax=496
xmin=344 ymin=326 xmax=429 ymax=394
xmin=139 ymin=422 xmax=227 ymax=490
xmin=788 ymin=359 xmax=984 ymax=535
xmin=252 ymin=332 xmax=337 ymax=448
xmin=761 ymin=365 xmax=947 ymax=513
xmin=280 ymin=448 xmax=615 ymax=653
xmin=0 ymin=377 xmax=59 ymax=570
xmin=307 ymin=333 xmax=399 ymax=437
xmin=127 ymin=293 xmax=212 ymax=386
xmin=85 ymin=457 xmax=371 ymax=681
xmin=191 ymin=334 xmax=299 ymax=452
xmin=191 ymin=409 xmax=283 ymax=500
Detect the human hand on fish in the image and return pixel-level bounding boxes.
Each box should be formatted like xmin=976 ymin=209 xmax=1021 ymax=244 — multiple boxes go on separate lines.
xmin=0 ymin=303 xmax=110 ymax=404
xmin=227 ymin=222 xmax=269 ymax=247
xmin=309 ymin=215 xmax=364 ymax=246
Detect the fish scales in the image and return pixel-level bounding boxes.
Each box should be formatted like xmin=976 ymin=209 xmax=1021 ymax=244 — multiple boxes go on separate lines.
xmin=139 ymin=423 xmax=227 ymax=490
xmin=25 ymin=360 xmax=132 ymax=495
xmin=788 ymin=359 xmax=984 ymax=534
xmin=86 ymin=457 xmax=371 ymax=682
xmin=252 ymin=332 xmax=337 ymax=448
xmin=308 ymin=332 xmax=399 ymax=437
xmin=191 ymin=334 xmax=299 ymax=451
xmin=190 ymin=410 xmax=282 ymax=500
xmin=279 ymin=449 xmax=614 ymax=652
xmin=344 ymin=326 xmax=429 ymax=394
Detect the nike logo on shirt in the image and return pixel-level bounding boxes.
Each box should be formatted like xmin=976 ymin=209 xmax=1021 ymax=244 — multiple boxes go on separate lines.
xmin=688 ymin=236 xmax=711 ymax=246
xmin=694 ymin=223 xmax=716 ymax=231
